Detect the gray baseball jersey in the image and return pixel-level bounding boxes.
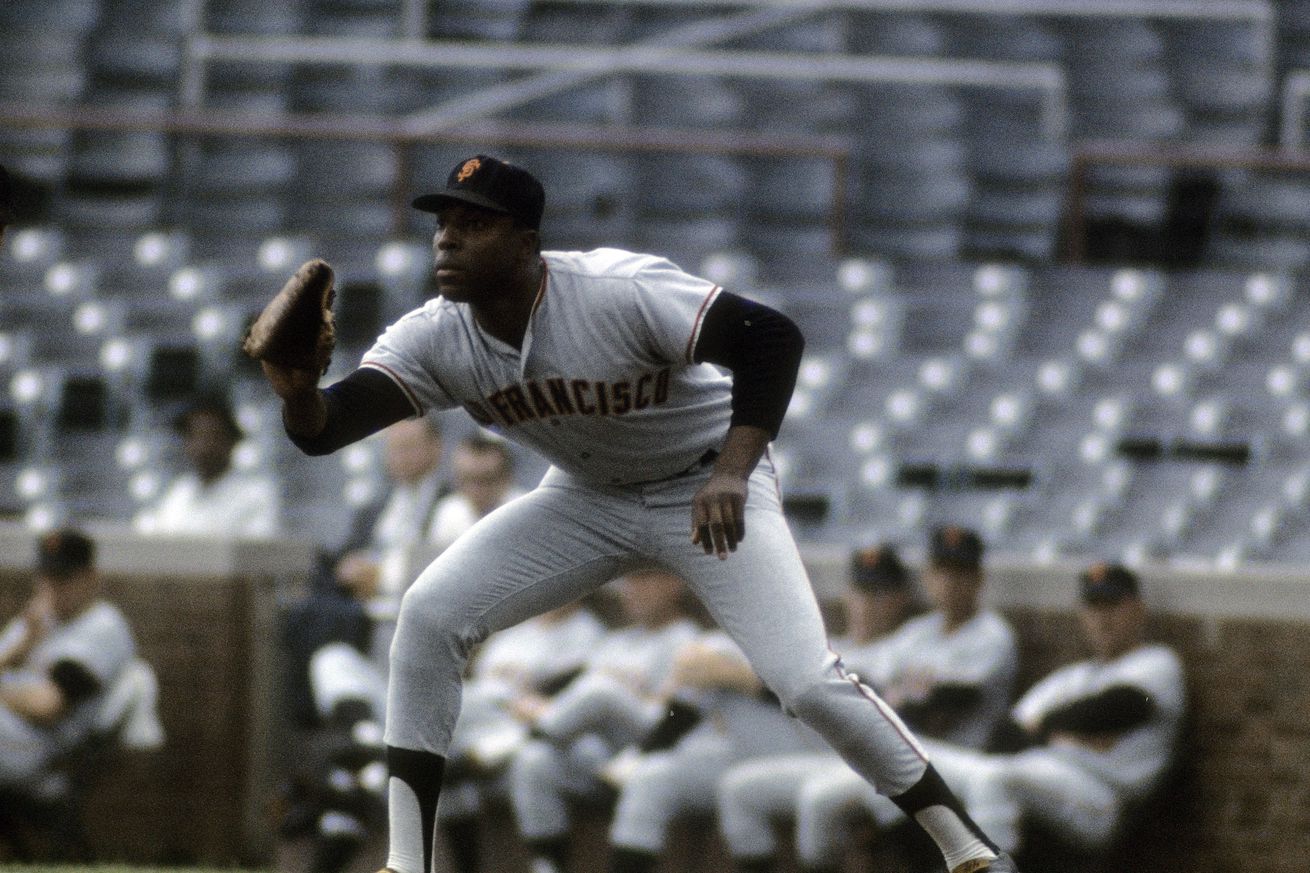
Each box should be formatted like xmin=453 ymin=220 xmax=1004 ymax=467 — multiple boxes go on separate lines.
xmin=362 ymin=249 xmax=731 ymax=485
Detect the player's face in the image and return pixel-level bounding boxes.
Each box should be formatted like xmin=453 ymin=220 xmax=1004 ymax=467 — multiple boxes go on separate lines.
xmin=923 ymin=564 xmax=981 ymax=623
xmin=1080 ymin=596 xmax=1146 ymax=660
xmin=843 ymin=587 xmax=911 ymax=644
xmin=432 ymin=203 xmax=537 ymax=303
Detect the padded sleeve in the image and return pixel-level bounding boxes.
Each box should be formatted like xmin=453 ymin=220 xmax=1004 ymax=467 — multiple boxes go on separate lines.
xmin=693 ymin=291 xmax=805 ymax=438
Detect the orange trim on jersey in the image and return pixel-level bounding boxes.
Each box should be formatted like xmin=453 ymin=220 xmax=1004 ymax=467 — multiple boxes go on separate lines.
xmin=684 ymin=285 xmax=722 ymax=364
xmin=360 ymin=361 xmax=424 ymax=415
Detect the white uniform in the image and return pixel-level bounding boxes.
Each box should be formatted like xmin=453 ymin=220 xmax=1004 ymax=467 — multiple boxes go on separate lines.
xmin=609 ymin=630 xmax=824 ymax=856
xmin=133 ymin=467 xmax=281 ymax=539
xmin=716 ymin=630 xmax=915 ymax=866
xmin=438 ymin=606 xmax=606 ymax=821
xmin=866 ymin=608 xmax=1019 ymax=749
xmin=364 ymin=248 xmax=933 ymax=872
xmin=790 ymin=643 xmax=1188 ymax=858
xmin=427 ymin=486 xmax=526 ymax=553
xmin=0 ymin=600 xmax=136 ymax=787
xmin=507 ymin=618 xmax=699 ymax=841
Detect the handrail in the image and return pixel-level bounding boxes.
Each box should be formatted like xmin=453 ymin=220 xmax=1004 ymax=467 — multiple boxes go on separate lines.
xmin=0 ymin=102 xmax=851 ymax=247
xmin=1062 ymin=141 xmax=1310 ymax=263
xmin=539 ymin=0 xmax=1272 ymax=22
xmin=184 ymin=34 xmax=1068 ymax=138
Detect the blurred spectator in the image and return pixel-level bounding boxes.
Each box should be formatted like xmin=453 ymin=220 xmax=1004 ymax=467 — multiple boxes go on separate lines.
xmin=282 ymin=417 xmax=447 ymax=728
xmin=0 ymin=529 xmax=136 ymax=795
xmin=133 ymin=395 xmax=281 ymax=538
xmin=427 ymin=433 xmax=523 ymax=551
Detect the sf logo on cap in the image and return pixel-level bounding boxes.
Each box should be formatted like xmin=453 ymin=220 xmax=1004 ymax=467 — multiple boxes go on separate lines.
xmin=456 ymin=158 xmax=482 ymax=183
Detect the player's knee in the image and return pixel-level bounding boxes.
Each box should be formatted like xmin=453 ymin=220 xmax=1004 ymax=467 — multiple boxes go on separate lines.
xmin=394 ymin=583 xmax=479 ymax=661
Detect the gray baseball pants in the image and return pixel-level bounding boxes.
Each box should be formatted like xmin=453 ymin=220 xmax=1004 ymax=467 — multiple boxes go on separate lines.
xmin=384 ymin=461 xmax=929 ymax=812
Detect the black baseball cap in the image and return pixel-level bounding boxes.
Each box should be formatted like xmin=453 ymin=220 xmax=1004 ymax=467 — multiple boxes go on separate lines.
xmin=928 ymin=525 xmax=984 ymax=571
xmin=412 ymin=155 xmax=545 ymax=230
xmin=36 ymin=528 xmax=96 ymax=580
xmin=849 ymin=545 xmax=910 ymax=593
xmin=1080 ymin=562 xmax=1139 ymax=604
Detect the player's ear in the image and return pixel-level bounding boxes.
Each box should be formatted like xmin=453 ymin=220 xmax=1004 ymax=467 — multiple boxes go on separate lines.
xmin=517 ymin=226 xmax=541 ymax=257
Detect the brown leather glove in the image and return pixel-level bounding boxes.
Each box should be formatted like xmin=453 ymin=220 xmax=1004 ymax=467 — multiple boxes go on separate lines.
xmin=242 ymin=259 xmax=337 ymax=375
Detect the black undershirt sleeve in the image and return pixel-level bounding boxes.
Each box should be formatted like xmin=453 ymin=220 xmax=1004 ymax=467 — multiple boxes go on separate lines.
xmin=692 ymin=291 xmax=805 ymax=439
xmin=286 ymin=367 xmax=418 ymax=456
xmin=896 ymin=683 xmax=983 ymax=735
xmin=1039 ymin=684 xmax=1155 ymax=736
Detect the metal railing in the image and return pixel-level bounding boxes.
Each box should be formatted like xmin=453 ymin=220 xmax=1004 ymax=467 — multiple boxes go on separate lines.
xmin=1062 ymin=141 xmax=1310 ymax=263
xmin=0 ymin=102 xmax=852 ymax=245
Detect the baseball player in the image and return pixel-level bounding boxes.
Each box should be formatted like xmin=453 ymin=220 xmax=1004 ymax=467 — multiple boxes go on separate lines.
xmin=438 ymin=599 xmax=606 ymax=873
xmin=248 ymin=154 xmax=1020 ymax=873
xmin=865 ymin=527 xmax=1018 ymax=749
xmin=762 ymin=562 xmax=1187 ymax=865
xmin=507 ymin=569 xmax=699 ymax=873
xmin=0 ymin=529 xmax=137 ymax=790
xmin=604 ymin=627 xmax=827 ymax=873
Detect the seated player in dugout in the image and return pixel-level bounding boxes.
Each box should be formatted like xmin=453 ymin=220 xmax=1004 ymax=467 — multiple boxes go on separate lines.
xmin=869 ymin=526 xmax=1019 ymax=750
xmin=250 ymin=153 xmax=1022 ymax=873
xmin=0 ymin=529 xmax=137 ymax=794
xmin=772 ymin=561 xmax=1187 ymax=866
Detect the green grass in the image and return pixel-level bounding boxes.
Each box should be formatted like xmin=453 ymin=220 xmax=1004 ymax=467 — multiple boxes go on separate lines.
xmin=0 ymin=867 xmax=272 ymax=873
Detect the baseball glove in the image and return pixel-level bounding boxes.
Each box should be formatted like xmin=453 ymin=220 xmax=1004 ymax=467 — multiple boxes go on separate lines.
xmin=242 ymin=258 xmax=337 ymax=375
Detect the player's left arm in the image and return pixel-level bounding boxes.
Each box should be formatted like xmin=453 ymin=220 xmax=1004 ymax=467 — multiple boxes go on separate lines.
xmin=690 ymin=292 xmax=805 ymax=559
xmin=1038 ymin=683 xmax=1155 ymax=740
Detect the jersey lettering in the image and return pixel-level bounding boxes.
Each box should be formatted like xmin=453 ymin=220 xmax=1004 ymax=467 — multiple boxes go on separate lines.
xmin=527 ymin=381 xmax=558 ymax=418
xmin=503 ymin=385 xmax=536 ymax=422
xmin=611 ymin=381 xmax=632 ymax=415
xmin=654 ymin=368 xmax=671 ymax=404
xmin=571 ymin=380 xmax=595 ymax=415
xmin=480 ymin=369 xmax=672 ymax=426
xmin=487 ymin=391 xmax=517 ymax=427
xmin=464 ymin=400 xmax=497 ymax=427
xmin=546 ymin=378 xmax=575 ymax=415
xmin=634 ymin=373 xmax=653 ymax=410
